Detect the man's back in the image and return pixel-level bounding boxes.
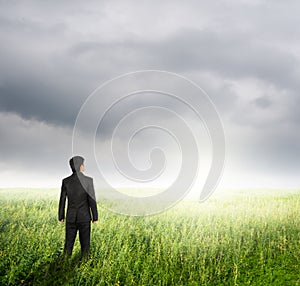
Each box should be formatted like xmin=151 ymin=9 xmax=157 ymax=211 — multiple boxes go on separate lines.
xmin=59 ymin=172 xmax=98 ymax=223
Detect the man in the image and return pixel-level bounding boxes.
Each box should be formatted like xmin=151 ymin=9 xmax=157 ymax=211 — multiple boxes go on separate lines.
xmin=58 ymin=156 xmax=98 ymax=258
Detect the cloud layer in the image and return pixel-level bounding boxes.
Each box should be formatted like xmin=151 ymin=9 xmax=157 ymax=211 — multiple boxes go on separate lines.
xmin=0 ymin=0 xmax=299 ymax=189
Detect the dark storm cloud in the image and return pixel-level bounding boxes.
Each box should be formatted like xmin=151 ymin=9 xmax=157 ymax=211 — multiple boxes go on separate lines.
xmin=68 ymin=27 xmax=299 ymax=91
xmin=252 ymin=96 xmax=272 ymax=109
xmin=0 ymin=112 xmax=72 ymax=176
xmin=0 ymin=0 xmax=299 ymax=131
xmin=1 ymin=26 xmax=298 ymax=129
xmin=0 ymin=77 xmax=82 ymax=127
xmin=0 ymin=0 xmax=300 ymax=187
xmin=158 ymin=29 xmax=299 ymax=91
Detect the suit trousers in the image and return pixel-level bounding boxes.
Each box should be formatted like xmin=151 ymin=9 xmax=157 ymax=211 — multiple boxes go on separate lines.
xmin=64 ymin=221 xmax=91 ymax=257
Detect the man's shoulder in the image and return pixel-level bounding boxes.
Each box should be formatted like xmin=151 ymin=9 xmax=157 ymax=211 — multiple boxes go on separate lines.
xmin=82 ymin=174 xmax=93 ymax=183
xmin=62 ymin=173 xmax=93 ymax=184
xmin=78 ymin=173 xmax=93 ymax=182
xmin=62 ymin=174 xmax=73 ymax=182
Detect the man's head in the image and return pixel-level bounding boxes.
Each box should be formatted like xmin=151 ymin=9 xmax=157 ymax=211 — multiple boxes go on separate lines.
xmin=69 ymin=156 xmax=85 ymax=173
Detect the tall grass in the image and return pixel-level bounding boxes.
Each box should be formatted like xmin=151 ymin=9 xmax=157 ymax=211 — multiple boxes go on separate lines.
xmin=0 ymin=189 xmax=299 ymax=285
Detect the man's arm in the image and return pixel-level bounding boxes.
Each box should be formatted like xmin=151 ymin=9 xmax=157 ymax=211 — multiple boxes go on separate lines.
xmin=88 ymin=178 xmax=98 ymax=222
xmin=58 ymin=180 xmax=67 ymax=222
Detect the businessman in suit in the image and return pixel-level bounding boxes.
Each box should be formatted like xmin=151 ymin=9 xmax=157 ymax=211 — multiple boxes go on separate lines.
xmin=58 ymin=156 xmax=98 ymax=258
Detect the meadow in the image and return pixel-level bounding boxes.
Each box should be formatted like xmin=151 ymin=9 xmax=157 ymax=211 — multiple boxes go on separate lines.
xmin=0 ymin=188 xmax=299 ymax=285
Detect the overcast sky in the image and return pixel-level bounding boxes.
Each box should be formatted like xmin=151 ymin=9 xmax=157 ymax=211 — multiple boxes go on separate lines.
xmin=0 ymin=0 xmax=299 ymax=192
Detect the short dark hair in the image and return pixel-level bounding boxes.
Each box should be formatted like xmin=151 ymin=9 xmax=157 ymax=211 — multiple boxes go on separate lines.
xmin=69 ymin=156 xmax=84 ymax=173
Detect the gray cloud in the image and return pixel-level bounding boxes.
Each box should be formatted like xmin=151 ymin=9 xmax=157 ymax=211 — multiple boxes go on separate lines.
xmin=0 ymin=0 xmax=299 ymax=188
xmin=0 ymin=112 xmax=72 ymax=182
xmin=252 ymin=96 xmax=273 ymax=109
xmin=0 ymin=0 xmax=299 ymax=128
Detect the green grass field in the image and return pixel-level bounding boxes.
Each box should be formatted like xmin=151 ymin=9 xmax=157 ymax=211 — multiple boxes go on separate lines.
xmin=0 ymin=188 xmax=300 ymax=285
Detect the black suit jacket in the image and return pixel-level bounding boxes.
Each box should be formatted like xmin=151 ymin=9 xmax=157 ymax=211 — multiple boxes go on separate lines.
xmin=58 ymin=172 xmax=98 ymax=223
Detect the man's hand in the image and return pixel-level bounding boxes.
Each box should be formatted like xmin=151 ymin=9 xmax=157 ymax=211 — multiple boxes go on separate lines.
xmin=59 ymin=219 xmax=64 ymax=223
